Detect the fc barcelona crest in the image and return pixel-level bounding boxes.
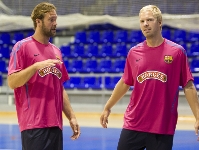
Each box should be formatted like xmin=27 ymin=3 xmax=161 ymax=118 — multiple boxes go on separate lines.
xmin=164 ymin=55 xmax=173 ymax=63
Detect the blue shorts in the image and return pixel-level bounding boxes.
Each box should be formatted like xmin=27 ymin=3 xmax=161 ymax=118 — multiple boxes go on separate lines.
xmin=117 ymin=128 xmax=173 ymax=150
xmin=21 ymin=127 xmax=63 ymax=150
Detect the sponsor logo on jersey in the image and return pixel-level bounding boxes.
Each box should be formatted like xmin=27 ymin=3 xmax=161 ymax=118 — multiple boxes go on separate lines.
xmin=38 ymin=66 xmax=62 ymax=79
xmin=137 ymin=71 xmax=167 ymax=83
xmin=164 ymin=55 xmax=173 ymax=63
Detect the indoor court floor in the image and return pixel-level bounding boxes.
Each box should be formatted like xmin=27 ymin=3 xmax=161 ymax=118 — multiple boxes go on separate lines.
xmin=0 ymin=110 xmax=199 ymax=150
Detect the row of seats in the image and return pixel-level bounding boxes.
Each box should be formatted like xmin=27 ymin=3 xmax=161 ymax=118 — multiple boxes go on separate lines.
xmin=60 ymin=43 xmax=130 ymax=58
xmin=0 ymin=41 xmax=198 ymax=61
xmin=60 ymin=42 xmax=199 ymax=58
xmin=73 ymin=29 xmax=199 ymax=45
xmin=0 ymin=58 xmax=199 ymax=74
xmin=63 ymin=76 xmax=199 ymax=90
xmin=64 ymin=59 xmax=125 ymax=73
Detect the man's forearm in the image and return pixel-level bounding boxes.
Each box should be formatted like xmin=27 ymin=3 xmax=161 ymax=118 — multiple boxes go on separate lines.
xmin=184 ymin=84 xmax=199 ymax=120
xmin=63 ymin=89 xmax=76 ymax=120
xmin=104 ymin=78 xmax=130 ymax=110
xmin=7 ymin=64 xmax=37 ymax=89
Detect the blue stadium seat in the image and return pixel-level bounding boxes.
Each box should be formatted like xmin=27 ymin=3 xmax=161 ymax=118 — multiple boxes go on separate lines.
xmin=73 ymin=44 xmax=86 ymax=57
xmin=162 ymin=28 xmax=171 ymax=40
xmin=63 ymin=60 xmax=69 ymax=69
xmin=12 ymin=32 xmax=24 ymax=44
xmin=128 ymin=30 xmax=144 ymax=43
xmin=87 ymin=30 xmax=100 ymax=44
xmin=194 ymin=76 xmax=199 ymax=90
xmin=0 ymin=32 xmax=11 ymax=45
xmin=63 ymin=77 xmax=82 ymax=89
xmin=82 ymin=77 xmax=102 ymax=89
xmin=100 ymin=30 xmax=114 ymax=43
xmin=114 ymin=30 xmax=128 ymax=43
xmin=188 ymin=43 xmax=199 ymax=57
xmin=114 ymin=43 xmax=127 ymax=57
xmin=0 ymin=46 xmax=10 ymax=59
xmin=0 ymin=60 xmax=7 ymax=73
xmin=190 ymin=59 xmax=199 ymax=73
xmin=172 ymin=29 xmax=187 ymax=43
xmin=105 ymin=76 xmax=121 ymax=90
xmin=26 ymin=30 xmax=34 ymax=37
xmin=60 ymin=45 xmax=73 ymax=58
xmin=187 ymin=31 xmax=199 ymax=42
xmin=67 ymin=59 xmax=83 ymax=73
xmin=80 ymin=59 xmax=98 ymax=73
xmin=110 ymin=59 xmax=125 ymax=73
xmin=74 ymin=31 xmax=87 ymax=44
xmin=99 ymin=44 xmax=113 ymax=57
xmin=94 ymin=59 xmax=112 ymax=73
xmin=87 ymin=44 xmax=100 ymax=58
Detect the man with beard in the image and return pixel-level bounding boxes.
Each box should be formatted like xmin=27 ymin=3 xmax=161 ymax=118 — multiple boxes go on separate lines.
xmin=100 ymin=5 xmax=199 ymax=150
xmin=7 ymin=2 xmax=80 ymax=150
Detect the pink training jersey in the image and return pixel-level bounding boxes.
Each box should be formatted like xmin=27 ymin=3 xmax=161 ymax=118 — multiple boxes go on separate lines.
xmin=8 ymin=37 xmax=69 ymax=132
xmin=122 ymin=39 xmax=193 ymax=135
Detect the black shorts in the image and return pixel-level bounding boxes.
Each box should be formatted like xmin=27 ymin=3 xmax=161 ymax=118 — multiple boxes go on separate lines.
xmin=21 ymin=127 xmax=63 ymax=150
xmin=117 ymin=128 xmax=173 ymax=150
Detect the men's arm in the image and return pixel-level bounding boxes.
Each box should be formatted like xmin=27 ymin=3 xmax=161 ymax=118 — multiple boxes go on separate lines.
xmin=100 ymin=78 xmax=130 ymax=128
xmin=183 ymin=80 xmax=199 ymax=138
xmin=62 ymin=89 xmax=80 ymax=140
xmin=7 ymin=64 xmax=37 ymax=89
xmin=7 ymin=59 xmax=61 ymax=89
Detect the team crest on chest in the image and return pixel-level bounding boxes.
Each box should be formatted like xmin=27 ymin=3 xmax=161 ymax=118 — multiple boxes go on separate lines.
xmin=164 ymin=55 xmax=173 ymax=64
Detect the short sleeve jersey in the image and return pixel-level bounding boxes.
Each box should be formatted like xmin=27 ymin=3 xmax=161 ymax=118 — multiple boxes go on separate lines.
xmin=122 ymin=39 xmax=193 ymax=135
xmin=8 ymin=37 xmax=69 ymax=132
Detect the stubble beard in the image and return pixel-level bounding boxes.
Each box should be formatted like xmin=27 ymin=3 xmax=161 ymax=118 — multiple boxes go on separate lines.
xmin=42 ymin=24 xmax=56 ymax=38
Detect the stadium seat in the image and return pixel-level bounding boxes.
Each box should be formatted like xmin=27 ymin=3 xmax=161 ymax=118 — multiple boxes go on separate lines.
xmin=80 ymin=59 xmax=98 ymax=73
xmin=94 ymin=59 xmax=112 ymax=73
xmin=73 ymin=44 xmax=86 ymax=57
xmin=60 ymin=45 xmax=73 ymax=58
xmin=99 ymin=44 xmax=113 ymax=57
xmin=172 ymin=29 xmax=187 ymax=43
xmin=67 ymin=59 xmax=83 ymax=73
xmin=110 ymin=59 xmax=125 ymax=73
xmin=100 ymin=30 xmax=114 ymax=43
xmin=190 ymin=59 xmax=199 ymax=73
xmin=162 ymin=28 xmax=171 ymax=40
xmin=87 ymin=30 xmax=100 ymax=44
xmin=187 ymin=31 xmax=199 ymax=42
xmin=128 ymin=30 xmax=144 ymax=43
xmin=63 ymin=77 xmax=82 ymax=89
xmin=114 ymin=30 xmax=128 ymax=43
xmin=63 ymin=60 xmax=69 ymax=69
xmin=0 ymin=46 xmax=10 ymax=59
xmin=105 ymin=76 xmax=121 ymax=90
xmin=0 ymin=60 xmax=7 ymax=73
xmin=188 ymin=43 xmax=199 ymax=57
xmin=0 ymin=32 xmax=11 ymax=45
xmin=114 ymin=43 xmax=127 ymax=57
xmin=12 ymin=32 xmax=24 ymax=44
xmin=87 ymin=44 xmax=100 ymax=58
xmin=74 ymin=31 xmax=87 ymax=44
xmin=194 ymin=76 xmax=199 ymax=90
xmin=82 ymin=77 xmax=102 ymax=89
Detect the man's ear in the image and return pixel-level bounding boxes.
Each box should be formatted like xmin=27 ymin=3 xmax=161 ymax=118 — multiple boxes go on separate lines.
xmin=36 ymin=19 xmax=41 ymax=26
